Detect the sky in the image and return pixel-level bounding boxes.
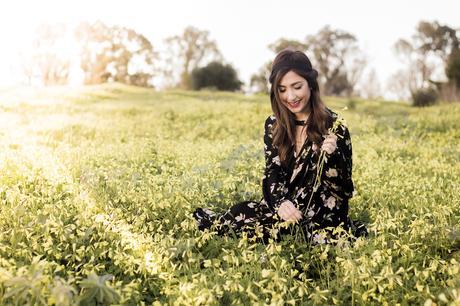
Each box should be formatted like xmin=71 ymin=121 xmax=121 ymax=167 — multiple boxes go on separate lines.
xmin=0 ymin=0 xmax=459 ymax=98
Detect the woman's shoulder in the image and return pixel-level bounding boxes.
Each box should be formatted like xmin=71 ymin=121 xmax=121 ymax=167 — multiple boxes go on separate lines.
xmin=265 ymin=114 xmax=276 ymax=123
xmin=264 ymin=114 xmax=277 ymax=129
xmin=325 ymin=106 xmax=339 ymax=121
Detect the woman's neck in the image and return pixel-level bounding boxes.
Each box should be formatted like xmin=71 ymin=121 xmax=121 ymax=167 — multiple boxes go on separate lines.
xmin=295 ymin=112 xmax=309 ymax=121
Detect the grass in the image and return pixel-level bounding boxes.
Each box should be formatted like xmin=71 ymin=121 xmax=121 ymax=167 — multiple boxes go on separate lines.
xmin=0 ymin=83 xmax=459 ymax=305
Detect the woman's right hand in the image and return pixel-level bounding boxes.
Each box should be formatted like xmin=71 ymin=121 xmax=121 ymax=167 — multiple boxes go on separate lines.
xmin=277 ymin=200 xmax=303 ymax=222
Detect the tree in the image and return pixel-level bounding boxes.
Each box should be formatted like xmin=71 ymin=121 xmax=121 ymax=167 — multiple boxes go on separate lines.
xmin=191 ymin=61 xmax=242 ymax=91
xmin=414 ymin=21 xmax=459 ymax=62
xmin=446 ymin=49 xmax=460 ymax=86
xmin=250 ymin=38 xmax=306 ymax=94
xmin=250 ymin=30 xmax=366 ymax=96
xmin=163 ymin=26 xmax=222 ymax=89
xmin=357 ymin=69 xmax=381 ymax=99
xmin=387 ymin=69 xmax=413 ymax=101
xmin=75 ymin=21 xmax=156 ymax=87
xmin=268 ymin=38 xmax=307 ymax=53
xmin=394 ymin=36 xmax=437 ymax=94
xmin=22 ymin=23 xmax=71 ymax=85
xmin=392 ymin=20 xmax=459 ymax=100
xmin=250 ymin=61 xmax=271 ymax=94
xmin=305 ymin=25 xmax=367 ymax=96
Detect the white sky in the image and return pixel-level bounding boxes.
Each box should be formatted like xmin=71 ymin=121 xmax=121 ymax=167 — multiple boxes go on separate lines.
xmin=0 ymin=0 xmax=459 ymax=97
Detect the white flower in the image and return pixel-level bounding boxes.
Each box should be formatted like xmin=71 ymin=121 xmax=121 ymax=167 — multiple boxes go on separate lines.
xmin=235 ymin=213 xmax=245 ymax=222
xmin=203 ymin=208 xmax=216 ymax=217
xmin=325 ymin=168 xmax=338 ymax=177
xmin=272 ymin=155 xmax=281 ymax=165
xmin=244 ymin=217 xmax=255 ymax=223
xmin=307 ymin=209 xmax=315 ymax=218
xmin=313 ymin=233 xmax=326 ymax=244
xmin=324 ymin=196 xmax=336 ymax=209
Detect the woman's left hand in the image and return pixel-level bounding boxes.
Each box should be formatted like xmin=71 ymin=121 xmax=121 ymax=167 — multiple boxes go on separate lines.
xmin=321 ymin=133 xmax=338 ymax=154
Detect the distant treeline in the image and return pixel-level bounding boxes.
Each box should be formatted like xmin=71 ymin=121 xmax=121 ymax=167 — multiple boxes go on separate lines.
xmin=21 ymin=21 xmax=460 ymax=104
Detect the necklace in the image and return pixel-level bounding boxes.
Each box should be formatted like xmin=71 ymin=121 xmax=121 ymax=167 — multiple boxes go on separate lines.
xmin=294 ymin=119 xmax=307 ymax=126
xmin=294 ymin=118 xmax=308 ymax=126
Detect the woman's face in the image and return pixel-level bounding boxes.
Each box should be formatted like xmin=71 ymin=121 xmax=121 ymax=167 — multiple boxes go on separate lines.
xmin=277 ymin=70 xmax=311 ymax=119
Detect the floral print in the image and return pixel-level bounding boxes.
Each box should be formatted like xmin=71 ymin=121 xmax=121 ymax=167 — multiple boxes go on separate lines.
xmin=193 ymin=108 xmax=366 ymax=242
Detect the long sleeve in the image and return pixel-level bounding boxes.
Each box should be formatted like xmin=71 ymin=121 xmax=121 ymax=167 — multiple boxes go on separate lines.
xmin=312 ymin=123 xmax=354 ymax=228
xmin=322 ymin=123 xmax=354 ymax=199
xmin=262 ymin=115 xmax=290 ymax=211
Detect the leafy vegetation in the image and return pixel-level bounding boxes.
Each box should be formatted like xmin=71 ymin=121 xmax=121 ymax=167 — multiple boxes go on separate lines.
xmin=0 ymin=84 xmax=459 ymax=304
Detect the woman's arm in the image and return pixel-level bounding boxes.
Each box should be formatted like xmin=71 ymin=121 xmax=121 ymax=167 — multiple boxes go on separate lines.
xmin=323 ymin=124 xmax=354 ymax=198
xmin=311 ymin=123 xmax=354 ymax=228
xmin=262 ymin=116 xmax=290 ymax=212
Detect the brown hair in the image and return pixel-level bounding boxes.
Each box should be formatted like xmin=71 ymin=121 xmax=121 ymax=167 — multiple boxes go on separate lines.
xmin=268 ymin=49 xmax=333 ymax=167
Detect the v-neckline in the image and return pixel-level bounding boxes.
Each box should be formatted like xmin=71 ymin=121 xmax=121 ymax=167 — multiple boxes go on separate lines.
xmin=294 ymin=136 xmax=311 ymax=160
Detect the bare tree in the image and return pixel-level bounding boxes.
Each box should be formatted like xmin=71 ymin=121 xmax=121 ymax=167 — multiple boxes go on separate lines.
xmin=268 ymin=38 xmax=307 ymax=53
xmin=358 ymin=68 xmax=382 ymax=99
xmin=393 ymin=38 xmax=436 ymax=93
xmin=249 ymin=38 xmax=306 ymax=94
xmin=22 ymin=23 xmax=71 ymax=85
xmin=391 ymin=20 xmax=459 ymax=99
xmin=250 ymin=61 xmax=271 ymax=94
xmin=162 ymin=26 xmax=222 ymax=89
xmin=306 ymin=25 xmax=367 ymax=96
xmin=75 ymin=21 xmax=157 ymax=86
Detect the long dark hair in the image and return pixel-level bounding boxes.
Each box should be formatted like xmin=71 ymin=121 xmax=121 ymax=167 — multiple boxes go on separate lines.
xmin=268 ymin=49 xmax=333 ymax=167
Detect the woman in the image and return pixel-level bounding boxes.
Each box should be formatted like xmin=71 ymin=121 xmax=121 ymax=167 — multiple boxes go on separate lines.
xmin=193 ymin=49 xmax=366 ymax=243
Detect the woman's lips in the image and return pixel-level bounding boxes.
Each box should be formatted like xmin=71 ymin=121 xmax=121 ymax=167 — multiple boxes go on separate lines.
xmin=288 ymin=100 xmax=301 ymax=108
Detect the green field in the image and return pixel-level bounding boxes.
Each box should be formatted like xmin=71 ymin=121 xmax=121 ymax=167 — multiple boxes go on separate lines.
xmin=0 ymin=84 xmax=459 ymax=305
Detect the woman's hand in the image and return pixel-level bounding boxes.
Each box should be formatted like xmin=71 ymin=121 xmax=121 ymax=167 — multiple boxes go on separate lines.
xmin=277 ymin=200 xmax=303 ymax=222
xmin=321 ymin=133 xmax=338 ymax=154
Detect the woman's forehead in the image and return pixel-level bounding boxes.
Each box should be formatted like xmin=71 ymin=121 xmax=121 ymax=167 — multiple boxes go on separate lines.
xmin=279 ymin=71 xmax=305 ymax=86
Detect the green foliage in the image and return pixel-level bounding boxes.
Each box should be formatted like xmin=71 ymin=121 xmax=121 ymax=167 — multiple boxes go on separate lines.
xmin=447 ymin=49 xmax=460 ymax=87
xmin=0 ymin=84 xmax=459 ymax=304
xmin=411 ymin=88 xmax=439 ymax=107
xmin=347 ymin=99 xmax=357 ymax=110
xmin=79 ymin=273 xmax=120 ymax=305
xmin=191 ymin=61 xmax=242 ymax=91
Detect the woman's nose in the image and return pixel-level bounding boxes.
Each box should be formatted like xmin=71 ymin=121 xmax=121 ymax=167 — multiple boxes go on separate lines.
xmin=286 ymin=90 xmax=297 ymax=102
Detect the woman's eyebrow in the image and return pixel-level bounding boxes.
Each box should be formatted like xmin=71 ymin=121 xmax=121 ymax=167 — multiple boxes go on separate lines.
xmin=278 ymin=81 xmax=303 ymax=88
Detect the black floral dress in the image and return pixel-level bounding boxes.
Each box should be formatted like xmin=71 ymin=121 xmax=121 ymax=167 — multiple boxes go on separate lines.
xmin=193 ymin=108 xmax=366 ymax=243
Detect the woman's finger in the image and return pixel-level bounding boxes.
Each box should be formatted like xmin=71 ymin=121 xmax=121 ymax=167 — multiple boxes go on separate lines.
xmin=287 ymin=206 xmax=300 ymax=218
xmin=296 ymin=211 xmax=303 ymax=220
xmin=284 ymin=211 xmax=297 ymax=222
xmin=288 ymin=211 xmax=302 ymax=222
xmin=291 ymin=206 xmax=302 ymax=219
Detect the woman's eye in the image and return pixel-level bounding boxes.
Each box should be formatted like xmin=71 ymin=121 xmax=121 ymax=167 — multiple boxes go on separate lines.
xmin=294 ymin=86 xmax=302 ymax=90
